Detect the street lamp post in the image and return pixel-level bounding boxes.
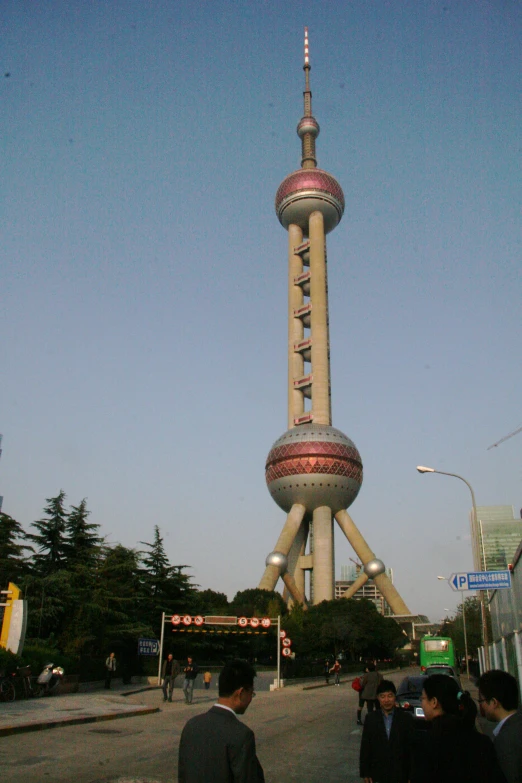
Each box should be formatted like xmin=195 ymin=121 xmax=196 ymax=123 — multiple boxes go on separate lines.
xmin=438 ymin=577 xmax=470 ymax=679
xmin=417 ymin=466 xmax=490 ymax=670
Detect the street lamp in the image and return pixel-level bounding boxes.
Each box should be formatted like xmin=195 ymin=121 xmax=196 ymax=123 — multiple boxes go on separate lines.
xmin=438 ymin=576 xmax=470 ymax=679
xmin=416 ymin=465 xmax=490 ymax=669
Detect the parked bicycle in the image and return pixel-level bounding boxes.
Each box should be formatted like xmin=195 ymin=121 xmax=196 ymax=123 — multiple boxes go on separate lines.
xmin=17 ymin=665 xmax=41 ymax=698
xmin=0 ymin=669 xmax=16 ymax=702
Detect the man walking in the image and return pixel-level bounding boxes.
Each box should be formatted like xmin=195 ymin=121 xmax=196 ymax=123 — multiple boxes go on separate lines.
xmin=162 ymin=653 xmax=180 ymax=702
xmin=105 ymin=652 xmax=117 ymax=689
xmin=357 ymin=663 xmax=382 ymax=724
xmin=478 ymin=669 xmax=522 ymax=783
xmin=183 ymin=656 xmax=198 ymax=704
xmin=178 ymin=659 xmax=264 ymax=782
xmin=360 ymin=679 xmax=414 ymax=783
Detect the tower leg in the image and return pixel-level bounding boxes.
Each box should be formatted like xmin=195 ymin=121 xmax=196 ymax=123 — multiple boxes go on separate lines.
xmin=335 ymin=509 xmax=411 ymax=615
xmin=258 ymin=503 xmax=306 ymax=591
xmin=286 ymin=519 xmax=308 ymax=602
xmin=312 ymin=505 xmax=334 ymax=602
xmin=340 ymin=571 xmax=369 ymax=599
xmin=282 ymin=572 xmax=307 ymax=607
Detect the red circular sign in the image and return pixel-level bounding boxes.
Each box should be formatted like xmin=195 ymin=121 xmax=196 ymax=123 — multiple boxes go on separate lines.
xmin=261 ymin=617 xmax=271 ymax=628
xmin=282 ymin=647 xmax=292 ymax=657
xmin=238 ymin=617 xmax=248 ymax=627
xmin=250 ymin=617 xmax=260 ymax=628
xmin=171 ymin=614 xmax=181 ymax=625
xmin=279 ymin=630 xmax=287 ymax=639
xmin=282 ymin=637 xmax=292 ymax=647
xmin=182 ymin=615 xmax=192 ymax=626
xmin=194 ymin=616 xmax=204 ymax=626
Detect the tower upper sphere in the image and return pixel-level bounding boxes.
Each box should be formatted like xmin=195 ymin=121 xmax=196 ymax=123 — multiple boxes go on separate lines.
xmin=275 ymin=27 xmax=344 ymax=235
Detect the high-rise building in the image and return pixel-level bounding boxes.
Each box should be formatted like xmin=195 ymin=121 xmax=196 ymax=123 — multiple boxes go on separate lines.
xmin=335 ymin=564 xmax=395 ymax=615
xmin=472 ymin=505 xmax=522 ymax=572
xmin=257 ymin=30 xmax=410 ymax=615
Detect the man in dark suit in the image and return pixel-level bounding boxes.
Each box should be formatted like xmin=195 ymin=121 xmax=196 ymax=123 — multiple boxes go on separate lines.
xmin=178 ymin=659 xmax=264 ymax=783
xmin=478 ymin=669 xmax=522 ymax=783
xmin=359 ymin=679 xmax=414 ymax=783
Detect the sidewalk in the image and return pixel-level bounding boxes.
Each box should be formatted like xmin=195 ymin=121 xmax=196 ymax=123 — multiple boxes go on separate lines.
xmin=0 ymin=689 xmax=159 ymax=737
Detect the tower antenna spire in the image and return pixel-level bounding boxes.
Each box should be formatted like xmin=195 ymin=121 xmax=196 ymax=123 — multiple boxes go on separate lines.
xmin=299 ymin=27 xmax=318 ymax=168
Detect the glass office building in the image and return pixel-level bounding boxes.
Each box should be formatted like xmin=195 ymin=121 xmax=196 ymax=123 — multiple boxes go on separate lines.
xmin=335 ymin=564 xmax=394 ymax=615
xmin=472 ymin=505 xmax=522 ymax=572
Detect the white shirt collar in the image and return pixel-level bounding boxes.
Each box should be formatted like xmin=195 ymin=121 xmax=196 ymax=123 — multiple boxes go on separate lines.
xmin=493 ymin=712 xmax=515 ymax=737
xmin=213 ymin=703 xmax=237 ymax=717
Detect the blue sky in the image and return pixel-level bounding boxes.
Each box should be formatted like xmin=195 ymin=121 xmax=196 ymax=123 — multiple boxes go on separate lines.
xmin=2 ymin=0 xmax=520 ymax=622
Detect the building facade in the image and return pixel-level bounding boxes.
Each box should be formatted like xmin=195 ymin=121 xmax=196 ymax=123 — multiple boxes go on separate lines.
xmin=471 ymin=505 xmax=522 ymax=572
xmin=335 ymin=564 xmax=394 ymax=615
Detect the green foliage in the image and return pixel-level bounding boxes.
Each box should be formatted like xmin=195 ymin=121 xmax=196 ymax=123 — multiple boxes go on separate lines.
xmin=64 ymin=499 xmax=102 ymax=570
xmin=283 ymin=598 xmax=405 ymax=661
xmin=0 ymin=512 xmax=32 ymax=587
xmin=0 ymin=647 xmax=22 ymax=675
xmin=27 ymin=490 xmax=68 ymax=576
xmin=20 ymin=642 xmax=77 ymax=676
xmin=195 ymin=589 xmax=230 ymax=614
xmin=230 ymin=588 xmax=287 ymax=618
xmin=440 ymin=596 xmax=486 ymax=659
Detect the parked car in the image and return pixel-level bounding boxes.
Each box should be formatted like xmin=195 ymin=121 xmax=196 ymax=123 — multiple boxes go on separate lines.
xmin=423 ymin=665 xmax=462 ymax=689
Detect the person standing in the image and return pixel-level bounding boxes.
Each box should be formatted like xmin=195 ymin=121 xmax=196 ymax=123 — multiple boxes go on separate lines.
xmin=359 ymin=680 xmax=414 ymax=783
xmin=162 ymin=653 xmax=180 ymax=702
xmin=330 ymin=659 xmax=342 ymax=686
xmin=323 ymin=658 xmax=331 ymax=685
xmin=478 ymin=669 xmax=522 ymax=783
xmin=203 ymin=670 xmax=212 ymax=690
xmin=183 ymin=656 xmax=199 ymax=704
xmin=411 ymin=674 xmax=504 ymax=783
xmin=357 ymin=663 xmax=382 ymax=724
xmin=178 ymin=659 xmax=264 ymax=782
xmin=105 ymin=652 xmax=117 ymax=689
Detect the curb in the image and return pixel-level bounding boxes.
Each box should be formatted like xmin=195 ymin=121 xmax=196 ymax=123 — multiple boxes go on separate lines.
xmin=0 ymin=705 xmax=160 ymax=738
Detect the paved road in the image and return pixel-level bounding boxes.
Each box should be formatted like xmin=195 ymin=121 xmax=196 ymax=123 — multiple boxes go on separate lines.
xmin=2 ymin=669 xmax=481 ymax=783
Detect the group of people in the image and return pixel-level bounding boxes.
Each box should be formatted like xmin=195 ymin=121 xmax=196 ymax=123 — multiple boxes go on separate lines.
xmin=359 ymin=669 xmax=521 ymax=783
xmin=161 ymin=654 xmax=212 ymax=704
xmin=176 ymin=661 xmax=521 ymax=783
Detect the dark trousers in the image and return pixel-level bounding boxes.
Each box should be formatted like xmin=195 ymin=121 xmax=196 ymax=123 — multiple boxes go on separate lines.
xmin=162 ymin=675 xmax=176 ymax=701
xmin=105 ymin=670 xmax=113 ymax=689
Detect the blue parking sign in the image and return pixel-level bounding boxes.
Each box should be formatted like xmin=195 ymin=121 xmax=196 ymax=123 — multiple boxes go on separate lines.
xmin=138 ymin=637 xmax=160 ymax=656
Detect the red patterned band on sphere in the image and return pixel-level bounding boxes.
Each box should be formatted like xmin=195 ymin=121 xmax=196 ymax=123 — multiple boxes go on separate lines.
xmin=266 ymin=440 xmax=362 ymax=485
xmin=275 ymin=169 xmax=345 ymax=211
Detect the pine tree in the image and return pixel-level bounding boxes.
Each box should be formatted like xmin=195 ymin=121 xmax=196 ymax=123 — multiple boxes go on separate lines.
xmin=0 ymin=512 xmax=32 ymax=587
xmin=27 ymin=490 xmax=68 ymax=576
xmin=140 ymin=526 xmax=171 ymax=599
xmin=64 ymin=499 xmax=102 ymax=569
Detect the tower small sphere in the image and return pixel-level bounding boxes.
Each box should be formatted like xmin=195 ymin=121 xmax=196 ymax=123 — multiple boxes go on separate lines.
xmin=265 ymin=423 xmax=363 ymax=515
xmin=266 ymin=551 xmax=288 ymax=571
xmin=364 ymin=558 xmax=386 ymax=579
xmin=297 ymin=116 xmax=320 ymax=139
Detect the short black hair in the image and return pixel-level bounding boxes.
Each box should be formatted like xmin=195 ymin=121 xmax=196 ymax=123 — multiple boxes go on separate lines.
xmin=218 ymin=659 xmax=256 ymax=697
xmin=367 ymin=663 xmax=376 ymax=672
xmin=478 ymin=670 xmax=519 ymax=711
xmin=377 ymin=680 xmax=396 ymax=696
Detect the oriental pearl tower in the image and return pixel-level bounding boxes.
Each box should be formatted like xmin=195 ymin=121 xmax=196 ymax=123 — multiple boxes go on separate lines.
xmin=258 ymin=29 xmax=410 ymax=614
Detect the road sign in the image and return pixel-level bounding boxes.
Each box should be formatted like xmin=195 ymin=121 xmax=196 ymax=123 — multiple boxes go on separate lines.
xmin=138 ymin=638 xmax=159 ymax=656
xmin=449 ymin=571 xmax=512 ymax=592
xmin=282 ymin=637 xmax=292 ymax=647
xmin=261 ymin=617 xmax=271 ymax=628
xmin=279 ymin=630 xmax=287 ymax=639
xmin=238 ymin=617 xmax=248 ymax=627
xmin=182 ymin=615 xmax=192 ymax=625
xmin=282 ymin=647 xmax=292 ymax=657
xmin=171 ymin=614 xmax=181 ymax=625
xmin=250 ymin=617 xmax=260 ymax=628
xmin=194 ymin=616 xmax=204 ymax=626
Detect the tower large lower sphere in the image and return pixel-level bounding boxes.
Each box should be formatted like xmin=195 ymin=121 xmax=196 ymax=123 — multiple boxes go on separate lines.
xmin=258 ymin=29 xmax=411 ymax=615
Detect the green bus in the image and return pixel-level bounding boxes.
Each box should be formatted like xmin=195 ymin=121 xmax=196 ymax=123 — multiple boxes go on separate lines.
xmin=419 ymin=636 xmax=456 ymax=671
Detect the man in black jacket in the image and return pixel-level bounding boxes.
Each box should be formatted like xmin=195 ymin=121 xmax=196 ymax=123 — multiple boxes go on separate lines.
xmin=478 ymin=669 xmax=522 ymax=783
xmin=360 ymin=679 xmax=414 ymax=783
xmin=182 ymin=657 xmax=199 ymax=704
xmin=178 ymin=659 xmax=264 ymax=783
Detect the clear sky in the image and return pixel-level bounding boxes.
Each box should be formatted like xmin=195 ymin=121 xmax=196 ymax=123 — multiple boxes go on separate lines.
xmin=2 ymin=0 xmax=520 ymax=623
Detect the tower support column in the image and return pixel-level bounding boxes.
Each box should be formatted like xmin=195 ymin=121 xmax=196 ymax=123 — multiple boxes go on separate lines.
xmin=309 ymin=210 xmax=330 ymax=425
xmin=312 ymin=505 xmax=334 ymax=601
xmin=288 ymin=224 xmax=304 ymax=428
xmin=258 ymin=503 xmax=306 ymax=591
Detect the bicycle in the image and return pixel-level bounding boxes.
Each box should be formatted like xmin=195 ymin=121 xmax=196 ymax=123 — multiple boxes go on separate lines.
xmin=17 ymin=665 xmax=42 ymax=698
xmin=0 ymin=670 xmax=16 ymax=702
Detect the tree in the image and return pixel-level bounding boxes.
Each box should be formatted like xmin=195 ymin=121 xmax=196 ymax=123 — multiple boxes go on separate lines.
xmin=441 ymin=596 xmax=485 ymax=660
xmin=27 ymin=490 xmax=68 ymax=576
xmin=0 ymin=512 xmax=32 ymax=587
xmin=64 ymin=499 xmax=102 ymax=570
xmin=230 ymin=588 xmax=287 ymax=618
